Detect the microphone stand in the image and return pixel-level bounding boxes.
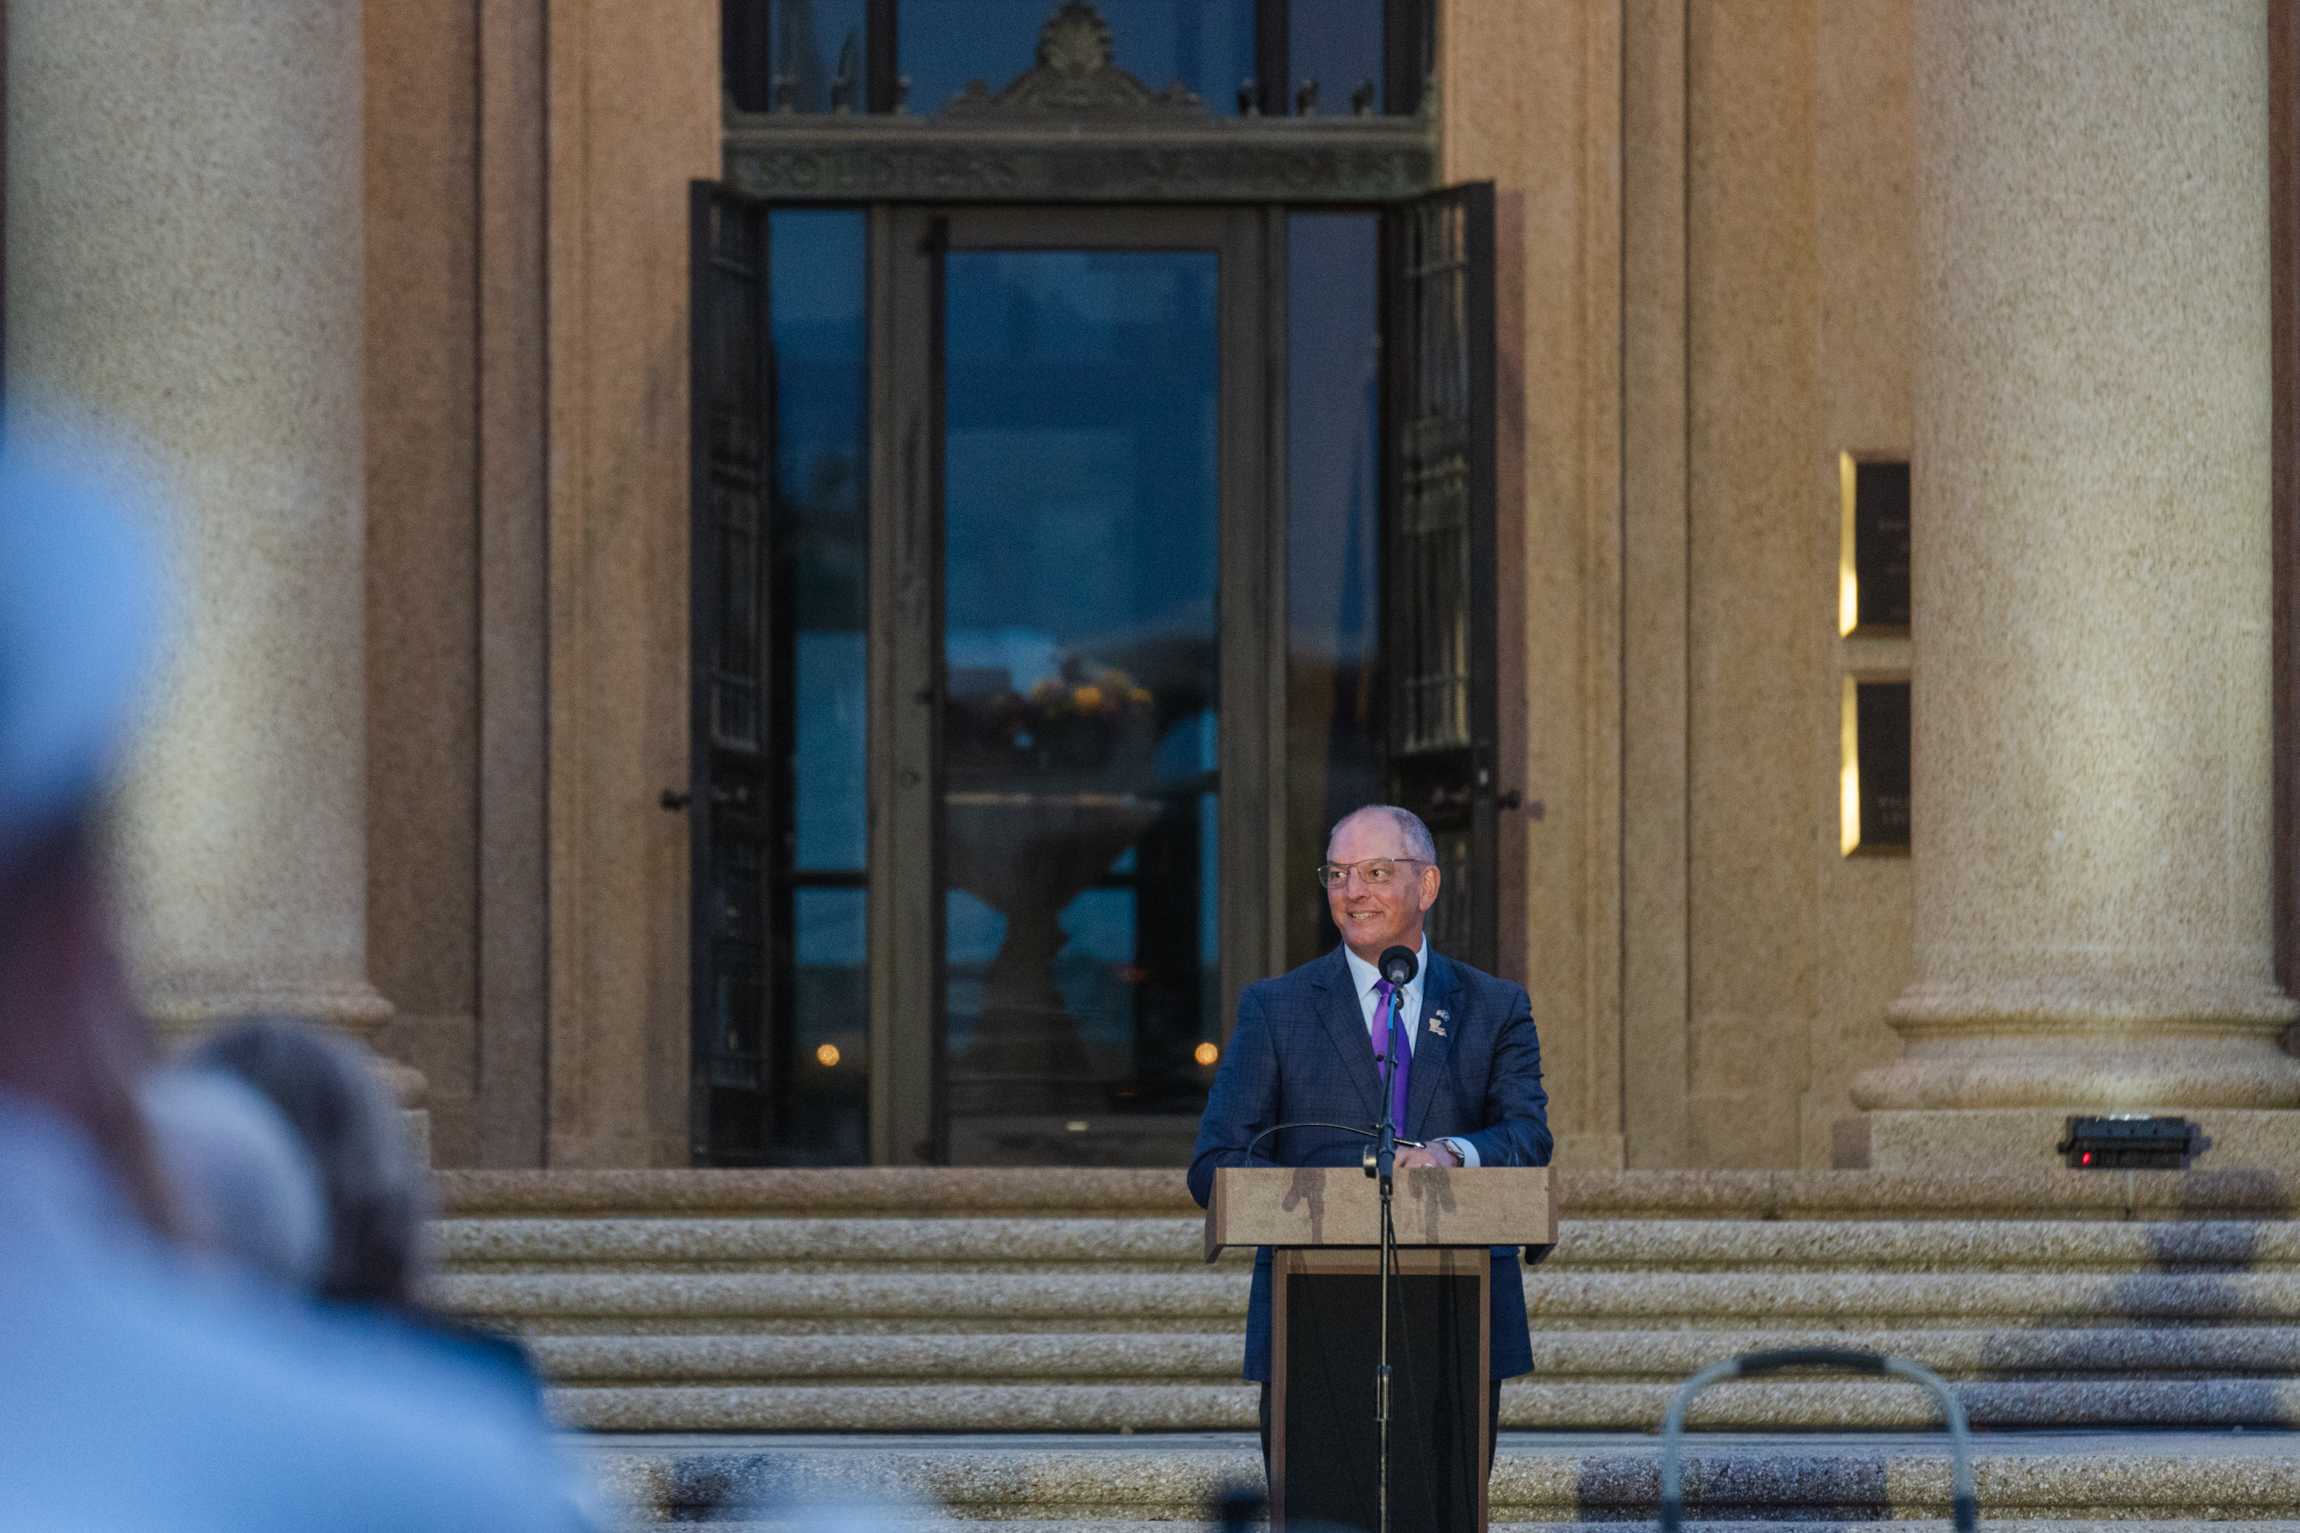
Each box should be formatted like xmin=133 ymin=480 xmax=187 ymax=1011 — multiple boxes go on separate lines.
xmin=1362 ymin=985 xmax=1404 ymax=1533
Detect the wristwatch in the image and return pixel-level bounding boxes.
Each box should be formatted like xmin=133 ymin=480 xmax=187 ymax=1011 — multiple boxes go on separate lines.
xmin=1434 ymin=1138 xmax=1466 ymax=1167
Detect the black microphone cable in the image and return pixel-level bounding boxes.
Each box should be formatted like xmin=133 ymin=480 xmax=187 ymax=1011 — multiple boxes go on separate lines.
xmin=1241 ymin=1120 xmax=1423 ymax=1163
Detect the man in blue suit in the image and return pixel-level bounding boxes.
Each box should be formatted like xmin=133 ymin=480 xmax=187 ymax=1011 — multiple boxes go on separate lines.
xmin=1187 ymin=803 xmax=1551 ymax=1473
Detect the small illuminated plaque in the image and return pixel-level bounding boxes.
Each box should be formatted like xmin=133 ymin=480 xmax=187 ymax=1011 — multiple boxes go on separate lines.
xmin=1838 ymin=455 xmax=1911 ymax=635
xmin=1841 ymin=677 xmax=1911 ymax=856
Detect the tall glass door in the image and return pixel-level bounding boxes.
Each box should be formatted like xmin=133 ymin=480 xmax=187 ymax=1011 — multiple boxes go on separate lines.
xmin=880 ymin=208 xmax=1272 ymax=1166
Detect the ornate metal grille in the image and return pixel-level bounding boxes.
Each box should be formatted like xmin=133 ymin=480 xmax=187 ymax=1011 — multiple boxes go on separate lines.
xmin=1386 ymin=183 xmax=1498 ymax=973
xmin=720 ymin=0 xmax=1439 ymax=205
xmin=723 ymin=0 xmax=1434 ymax=121
xmin=1397 ymin=192 xmax=1474 ymax=754
xmin=688 ymin=185 xmax=778 ymax=1162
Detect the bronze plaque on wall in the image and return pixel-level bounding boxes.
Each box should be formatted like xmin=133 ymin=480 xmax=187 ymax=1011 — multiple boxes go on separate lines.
xmin=1839 ymin=456 xmax=1911 ymax=634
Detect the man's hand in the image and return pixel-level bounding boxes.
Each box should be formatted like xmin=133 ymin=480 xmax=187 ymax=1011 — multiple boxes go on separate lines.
xmin=1395 ymin=1144 xmax=1457 ymax=1171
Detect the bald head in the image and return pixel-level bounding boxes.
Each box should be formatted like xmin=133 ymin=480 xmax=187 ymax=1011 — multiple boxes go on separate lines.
xmin=1326 ymin=804 xmax=1437 ymax=865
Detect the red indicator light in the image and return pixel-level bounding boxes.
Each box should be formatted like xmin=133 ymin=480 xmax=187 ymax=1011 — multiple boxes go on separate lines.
xmin=2081 ymin=1151 xmax=2093 ymax=1165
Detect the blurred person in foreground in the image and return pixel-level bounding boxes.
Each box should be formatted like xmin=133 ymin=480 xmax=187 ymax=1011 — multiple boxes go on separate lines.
xmin=191 ymin=1016 xmax=562 ymax=1420
xmin=189 ymin=1019 xmax=440 ymax=1312
xmin=0 ymin=427 xmax=593 ymax=1531
xmin=139 ymin=1065 xmax=330 ymax=1292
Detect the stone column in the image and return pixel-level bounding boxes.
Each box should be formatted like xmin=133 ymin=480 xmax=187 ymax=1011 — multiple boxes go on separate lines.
xmin=6 ymin=3 xmax=413 ymax=1102
xmin=1853 ymin=0 xmax=2300 ymax=1168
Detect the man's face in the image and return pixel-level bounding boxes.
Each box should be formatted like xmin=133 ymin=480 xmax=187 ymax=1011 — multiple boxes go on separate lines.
xmin=1325 ymin=812 xmax=1441 ymax=962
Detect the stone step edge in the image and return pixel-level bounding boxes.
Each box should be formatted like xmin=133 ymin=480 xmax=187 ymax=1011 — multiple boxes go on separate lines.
xmin=551 ymin=1377 xmax=2300 ymax=1432
xmin=582 ymin=1439 xmax=2300 ymax=1517
xmin=436 ymin=1268 xmax=2300 ymax=1322
xmin=525 ymin=1326 xmax=2300 ymax=1381
xmin=433 ymin=1214 xmax=2300 ymax=1269
xmin=438 ymin=1166 xmax=2300 ymax=1220
xmin=619 ymin=1526 xmax=2300 ymax=1533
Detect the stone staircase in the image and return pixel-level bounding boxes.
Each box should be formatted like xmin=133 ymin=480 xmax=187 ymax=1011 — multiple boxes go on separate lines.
xmin=434 ymin=1166 xmax=2300 ymax=1436
xmin=574 ymin=1430 xmax=2300 ymax=1528
xmin=433 ymin=1166 xmax=2300 ymax=1523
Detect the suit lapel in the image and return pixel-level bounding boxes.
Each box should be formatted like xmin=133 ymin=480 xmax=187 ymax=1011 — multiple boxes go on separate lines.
xmin=1405 ymin=950 xmax=1458 ymax=1139
xmin=1311 ymin=945 xmax=1383 ymax=1120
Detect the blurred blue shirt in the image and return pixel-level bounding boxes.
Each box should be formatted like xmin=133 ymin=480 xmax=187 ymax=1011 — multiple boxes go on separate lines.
xmin=0 ymin=1091 xmax=594 ymax=1531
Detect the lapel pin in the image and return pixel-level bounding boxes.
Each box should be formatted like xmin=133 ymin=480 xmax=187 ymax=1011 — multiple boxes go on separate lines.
xmin=1426 ymin=1009 xmax=1449 ymax=1037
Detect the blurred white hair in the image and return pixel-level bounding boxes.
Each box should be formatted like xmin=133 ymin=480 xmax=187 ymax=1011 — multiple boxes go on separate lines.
xmin=140 ymin=1068 xmax=328 ymax=1291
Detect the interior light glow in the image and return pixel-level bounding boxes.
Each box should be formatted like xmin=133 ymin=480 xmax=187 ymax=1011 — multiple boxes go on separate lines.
xmin=1838 ymin=451 xmax=1861 ymax=637
xmin=1840 ymin=674 xmax=1862 ymax=856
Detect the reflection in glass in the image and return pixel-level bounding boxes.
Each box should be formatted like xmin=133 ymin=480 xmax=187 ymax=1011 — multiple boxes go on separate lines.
xmin=789 ymin=888 xmax=869 ymax=1162
xmin=726 ymin=0 xmax=871 ymax=113
xmin=777 ymin=211 xmax=870 ymax=874
xmin=1285 ymin=213 xmax=1383 ymax=966
xmin=769 ymin=209 xmax=869 ymax=1161
xmin=940 ymin=248 xmax=1220 ymax=1165
xmin=901 ymin=0 xmax=1252 ymax=114
xmin=1287 ymin=0 xmax=1384 ymax=113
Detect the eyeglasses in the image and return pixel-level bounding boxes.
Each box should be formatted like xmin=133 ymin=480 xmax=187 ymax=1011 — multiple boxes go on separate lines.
xmin=1315 ymin=858 xmax=1428 ymax=891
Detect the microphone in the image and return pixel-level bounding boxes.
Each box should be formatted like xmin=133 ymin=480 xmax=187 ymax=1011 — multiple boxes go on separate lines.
xmin=1365 ymin=946 xmax=1416 ymax=1189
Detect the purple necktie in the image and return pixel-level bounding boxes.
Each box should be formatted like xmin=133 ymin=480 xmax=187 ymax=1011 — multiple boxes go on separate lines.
xmin=1371 ymin=979 xmax=1410 ymax=1133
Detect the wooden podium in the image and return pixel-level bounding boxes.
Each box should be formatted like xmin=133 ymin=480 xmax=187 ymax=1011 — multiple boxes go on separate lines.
xmin=1206 ymin=1166 xmax=1557 ymax=1533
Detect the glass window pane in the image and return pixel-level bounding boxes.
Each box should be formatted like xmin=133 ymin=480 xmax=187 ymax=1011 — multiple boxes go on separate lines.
xmin=725 ymin=0 xmax=774 ymax=112
xmin=787 ymin=887 xmax=869 ymax=1162
xmin=773 ymin=210 xmax=870 ymax=874
xmin=1285 ymin=213 xmax=1383 ymax=967
xmin=729 ymin=0 xmax=870 ymax=113
xmin=770 ymin=209 xmax=870 ymax=1164
xmin=1287 ymin=0 xmax=1384 ymax=113
xmin=939 ymin=247 xmax=1221 ymax=1166
xmin=900 ymin=0 xmax=1253 ymax=115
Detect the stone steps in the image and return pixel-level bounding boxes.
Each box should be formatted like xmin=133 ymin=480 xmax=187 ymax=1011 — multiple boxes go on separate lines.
xmin=631 ymin=1525 xmax=2300 ymax=1532
xmin=437 ymin=1166 xmax=2300 ymax=1221
xmin=533 ymin=1320 xmax=2300 ymax=1430
xmin=531 ymin=1327 xmax=2300 ymax=1382
xmin=438 ymin=1266 xmax=2300 ymax=1327
xmin=555 ymin=1376 xmax=2300 ymax=1432
xmin=438 ymin=1214 xmax=2300 ymax=1269
xmin=431 ymin=1169 xmax=2300 ymax=1434
xmin=581 ymin=1432 xmax=2300 ymax=1526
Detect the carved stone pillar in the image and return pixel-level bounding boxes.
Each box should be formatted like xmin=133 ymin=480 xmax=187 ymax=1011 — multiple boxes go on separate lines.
xmin=1853 ymin=0 xmax=2300 ymax=1167
xmin=6 ymin=1 xmax=417 ymax=1110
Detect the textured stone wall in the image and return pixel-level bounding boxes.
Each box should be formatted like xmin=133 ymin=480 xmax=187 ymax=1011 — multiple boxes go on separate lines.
xmin=366 ymin=0 xmax=485 ymax=1161
xmin=9 ymin=0 xmax=394 ymax=1052
xmin=1447 ymin=0 xmax=1918 ymax=1169
xmin=353 ymin=0 xmax=1927 ymax=1170
xmin=364 ymin=0 xmax=552 ymax=1166
xmin=542 ymin=0 xmax=720 ymax=1168
xmin=1442 ymin=0 xmax=1628 ymax=1168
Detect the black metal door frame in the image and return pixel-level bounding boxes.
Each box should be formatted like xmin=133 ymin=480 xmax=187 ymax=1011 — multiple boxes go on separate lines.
xmin=1381 ymin=181 xmax=1500 ymax=975
xmin=682 ymin=182 xmax=1507 ymax=1162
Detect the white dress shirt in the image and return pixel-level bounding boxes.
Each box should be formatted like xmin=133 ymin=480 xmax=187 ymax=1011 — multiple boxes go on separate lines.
xmin=1338 ymin=938 xmax=1480 ymax=1166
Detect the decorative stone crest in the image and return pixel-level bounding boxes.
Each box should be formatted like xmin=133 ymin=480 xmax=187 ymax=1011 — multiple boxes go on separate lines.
xmin=943 ymin=1 xmax=1204 ymax=118
xmin=722 ymin=0 xmax=1441 ymax=205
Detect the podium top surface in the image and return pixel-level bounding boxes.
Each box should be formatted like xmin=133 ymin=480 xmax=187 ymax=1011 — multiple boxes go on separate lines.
xmin=1203 ymin=1165 xmax=1557 ymax=1260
